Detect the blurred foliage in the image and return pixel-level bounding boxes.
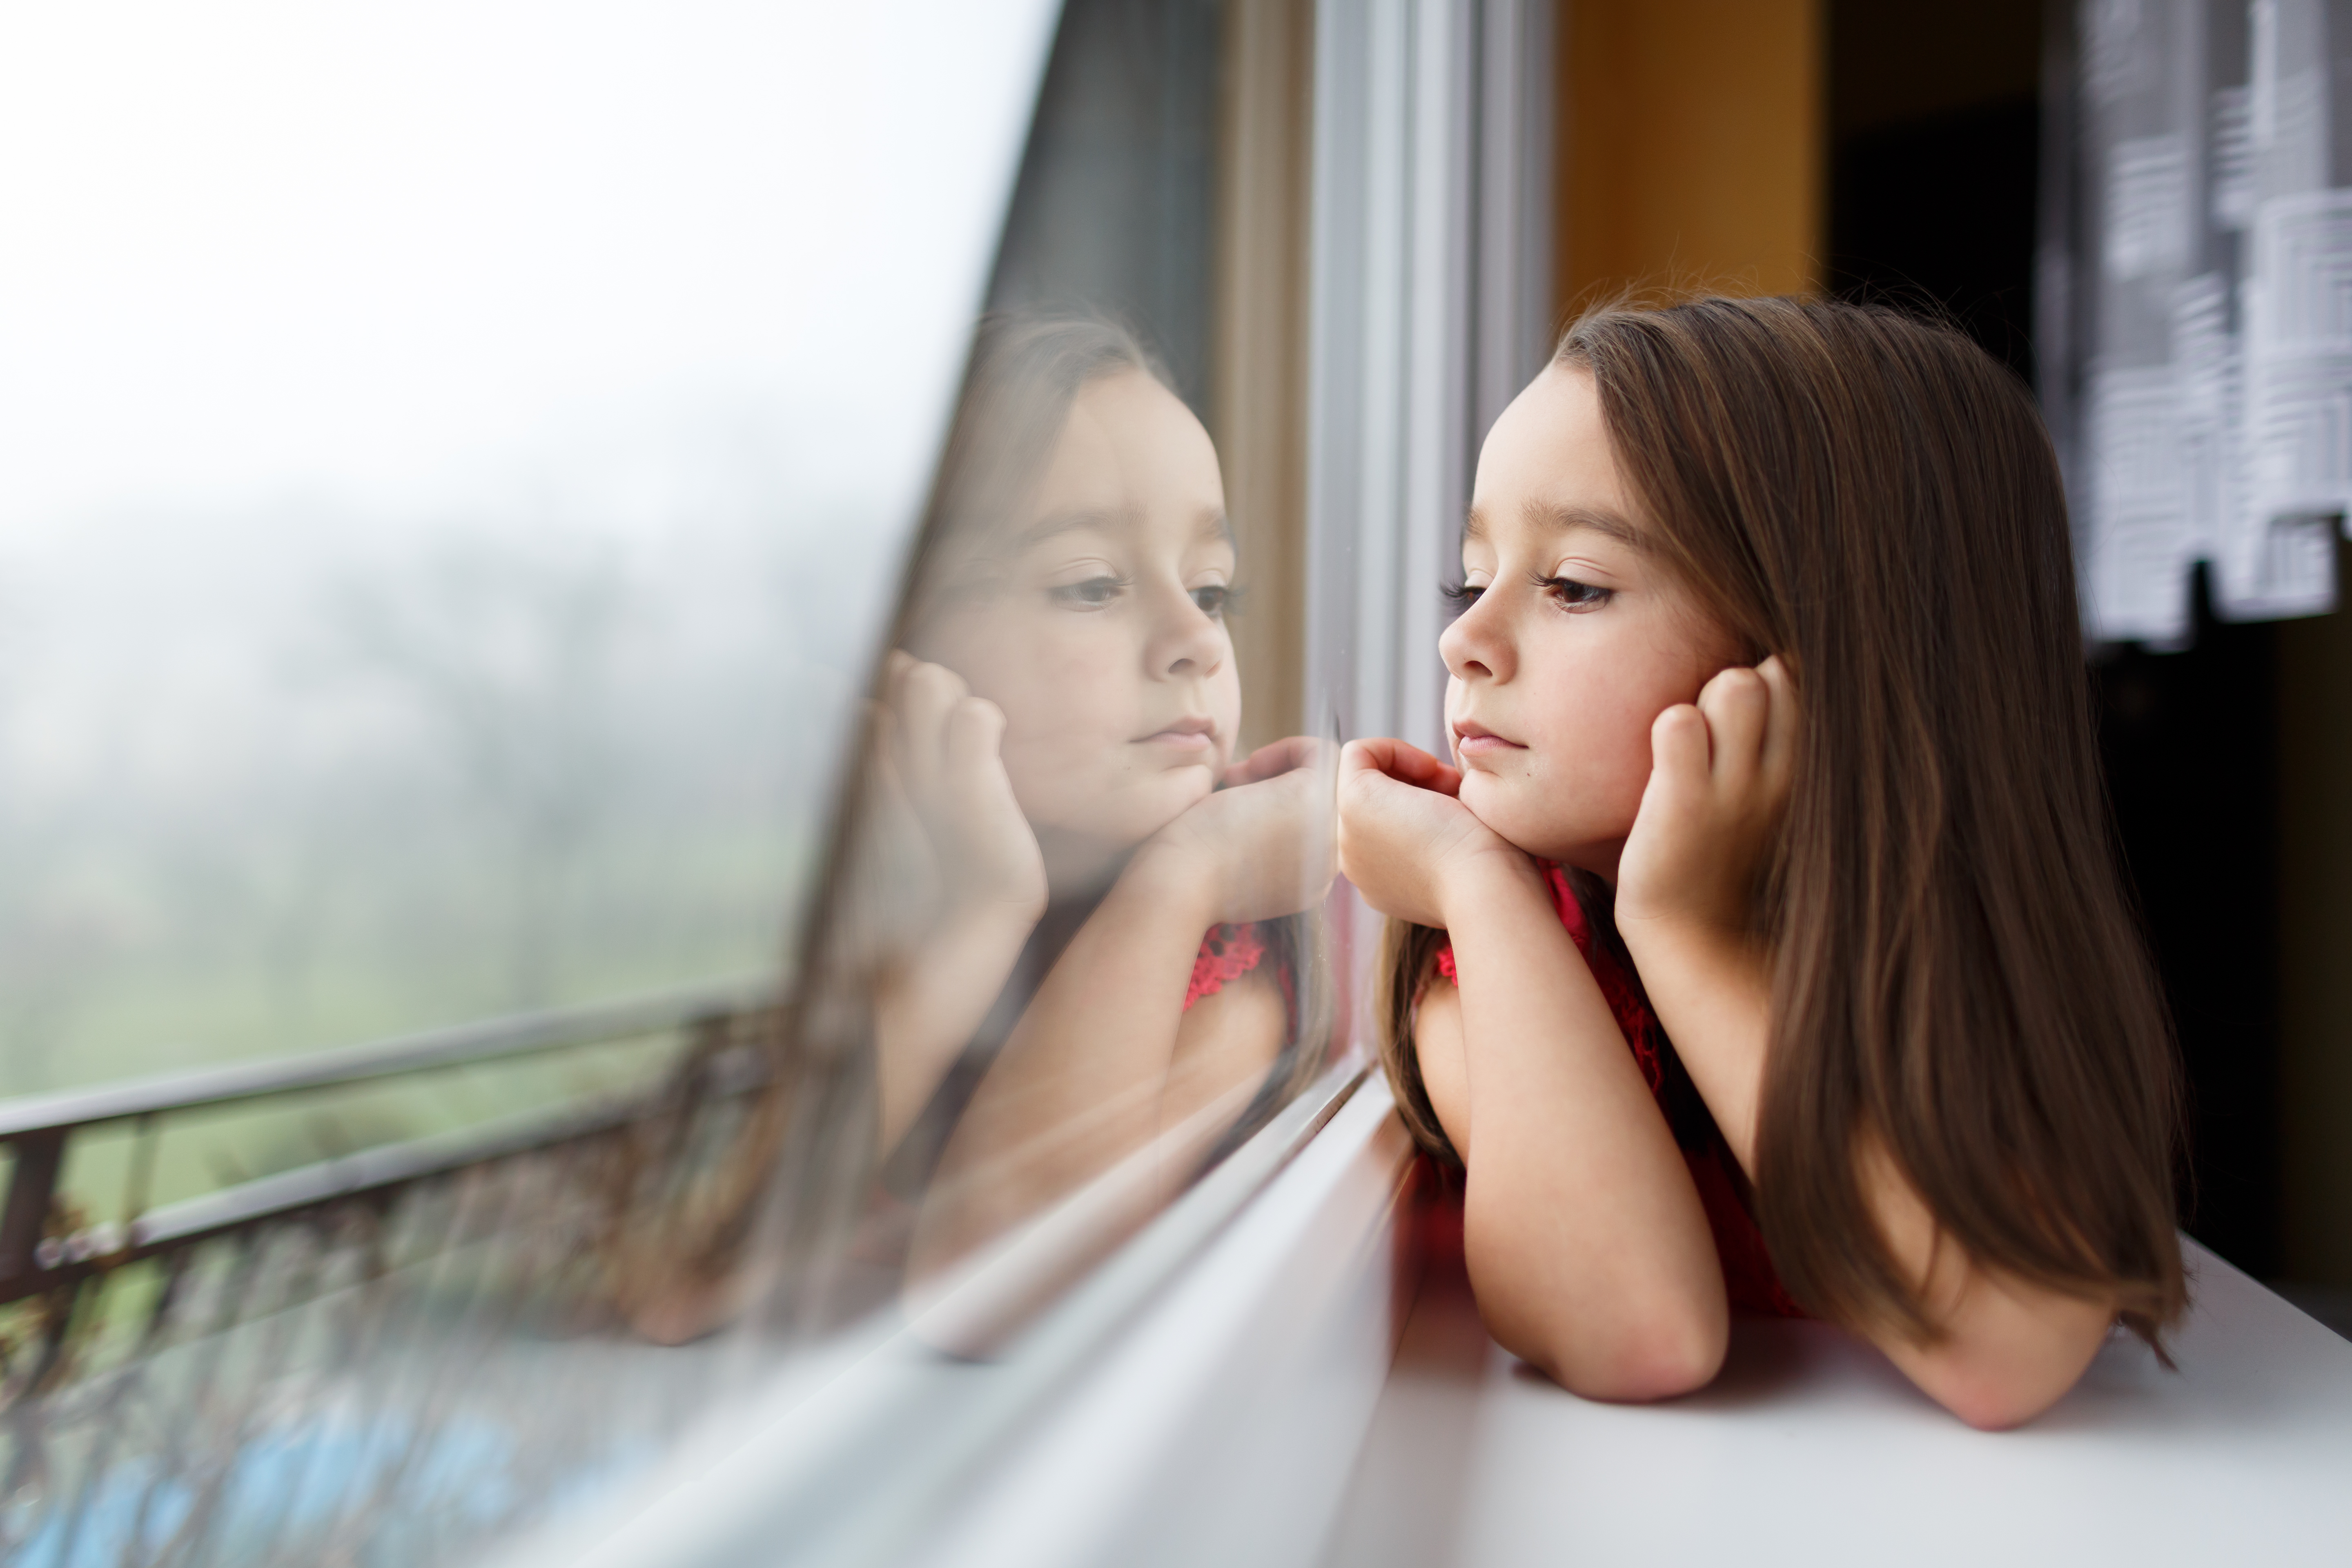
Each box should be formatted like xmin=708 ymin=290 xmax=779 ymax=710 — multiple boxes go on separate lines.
xmin=0 ymin=507 xmax=864 ymax=1122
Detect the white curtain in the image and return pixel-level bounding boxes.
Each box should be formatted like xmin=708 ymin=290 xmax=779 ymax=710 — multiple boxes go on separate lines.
xmin=2061 ymin=0 xmax=2352 ymax=644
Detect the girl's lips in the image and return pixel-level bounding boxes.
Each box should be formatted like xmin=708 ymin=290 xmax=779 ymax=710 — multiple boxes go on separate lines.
xmin=1137 ymin=718 xmax=1217 ymax=751
xmin=1453 ymin=721 xmax=1524 ymax=757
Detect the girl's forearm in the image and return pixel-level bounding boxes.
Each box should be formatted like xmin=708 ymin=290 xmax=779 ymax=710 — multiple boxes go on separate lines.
xmin=874 ymin=904 xmax=1040 ymax=1152
xmin=911 ymin=855 xmax=1215 ymax=1270
xmin=1614 ymin=918 xmax=1769 ymax=1174
xmin=1622 ymin=921 xmax=2114 ymax=1425
xmin=1438 ymin=856 xmax=1729 ymax=1399
xmin=1854 ymin=1131 xmax=2118 ymax=1429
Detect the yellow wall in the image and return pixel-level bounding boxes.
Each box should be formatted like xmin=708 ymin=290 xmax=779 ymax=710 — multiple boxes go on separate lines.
xmin=1557 ymin=0 xmax=1824 ymax=313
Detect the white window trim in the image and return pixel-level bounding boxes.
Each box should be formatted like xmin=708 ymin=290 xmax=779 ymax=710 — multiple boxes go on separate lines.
xmin=488 ymin=1064 xmax=1398 ymax=1568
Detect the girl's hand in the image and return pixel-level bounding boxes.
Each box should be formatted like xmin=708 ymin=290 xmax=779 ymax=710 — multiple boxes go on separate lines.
xmin=1616 ymin=655 xmax=1798 ymax=941
xmin=878 ymin=651 xmax=1049 ymax=921
xmin=1336 ymin=737 xmax=1523 ymax=928
xmin=1138 ymin=735 xmax=1337 ymax=926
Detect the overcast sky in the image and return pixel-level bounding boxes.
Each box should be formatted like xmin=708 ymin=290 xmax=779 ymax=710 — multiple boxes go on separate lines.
xmin=0 ymin=0 xmax=1055 ymax=550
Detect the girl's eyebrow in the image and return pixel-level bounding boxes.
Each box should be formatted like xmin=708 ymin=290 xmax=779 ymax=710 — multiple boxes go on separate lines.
xmin=1018 ymin=507 xmax=1130 ymax=547
xmin=1461 ymin=502 xmax=1645 ymax=548
xmin=1018 ymin=507 xmax=1234 ymax=552
xmin=1540 ymin=502 xmax=1645 ymax=548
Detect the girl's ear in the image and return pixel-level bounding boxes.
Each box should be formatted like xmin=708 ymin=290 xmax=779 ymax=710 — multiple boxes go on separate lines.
xmin=1755 ymin=656 xmax=1799 ymax=811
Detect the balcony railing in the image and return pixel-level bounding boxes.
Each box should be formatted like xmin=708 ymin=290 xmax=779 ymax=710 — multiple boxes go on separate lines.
xmin=0 ymin=978 xmax=782 ymax=1568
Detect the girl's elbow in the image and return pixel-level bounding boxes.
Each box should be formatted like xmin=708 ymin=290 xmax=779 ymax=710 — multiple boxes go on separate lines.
xmin=1588 ymin=1332 xmax=1725 ymax=1404
xmin=1924 ymin=1357 xmax=2084 ymax=1431
xmin=1521 ymin=1307 xmax=1727 ymax=1404
xmin=1931 ymin=1373 xmax=2062 ymax=1432
xmin=1911 ymin=1318 xmax=2109 ymax=1431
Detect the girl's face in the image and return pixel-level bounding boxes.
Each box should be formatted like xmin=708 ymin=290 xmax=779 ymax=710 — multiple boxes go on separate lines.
xmin=1441 ymin=363 xmax=1739 ymax=880
xmin=920 ymin=369 xmax=1242 ymax=875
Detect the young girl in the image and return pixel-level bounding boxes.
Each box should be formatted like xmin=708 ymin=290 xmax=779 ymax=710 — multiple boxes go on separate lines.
xmin=1340 ymin=296 xmax=2183 ymax=1430
xmin=862 ymin=314 xmax=1332 ymax=1291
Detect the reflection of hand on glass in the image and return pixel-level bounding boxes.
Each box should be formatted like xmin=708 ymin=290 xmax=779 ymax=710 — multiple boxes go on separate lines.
xmin=1137 ymin=733 xmax=1336 ymax=927
xmin=869 ymin=652 xmax=1049 ymax=1152
xmin=875 ymin=316 xmax=1333 ymax=1292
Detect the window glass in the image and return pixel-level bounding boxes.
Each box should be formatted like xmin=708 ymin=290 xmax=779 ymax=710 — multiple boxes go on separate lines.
xmin=0 ymin=0 xmax=1362 ymax=1557
xmin=770 ymin=0 xmax=1345 ymax=1348
xmin=0 ymin=3 xmax=1060 ymax=1561
xmin=0 ymin=0 xmax=1051 ymax=1095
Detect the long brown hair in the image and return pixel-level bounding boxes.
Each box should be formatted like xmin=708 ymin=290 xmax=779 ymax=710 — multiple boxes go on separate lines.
xmin=1378 ymin=296 xmax=2185 ymax=1347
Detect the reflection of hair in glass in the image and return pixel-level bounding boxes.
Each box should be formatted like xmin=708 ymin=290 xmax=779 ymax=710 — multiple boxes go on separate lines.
xmin=895 ymin=312 xmax=1178 ymax=631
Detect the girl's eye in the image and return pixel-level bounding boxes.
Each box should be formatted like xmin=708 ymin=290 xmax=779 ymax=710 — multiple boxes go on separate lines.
xmin=1441 ymin=579 xmax=1484 ymax=611
xmin=1539 ymin=573 xmax=1613 ymax=610
xmin=1189 ymin=583 xmax=1230 ymax=618
xmin=1049 ymin=574 xmax=1127 ymax=608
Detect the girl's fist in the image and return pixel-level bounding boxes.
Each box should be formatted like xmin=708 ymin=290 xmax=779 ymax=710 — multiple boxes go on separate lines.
xmin=1337 ymin=737 xmax=1517 ymax=929
xmin=879 ymin=651 xmax=1049 ymax=920
xmin=1616 ymin=655 xmax=1797 ymax=940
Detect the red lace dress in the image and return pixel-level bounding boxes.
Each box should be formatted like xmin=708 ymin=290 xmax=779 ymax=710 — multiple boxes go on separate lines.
xmin=1184 ymin=922 xmax=1270 ymax=1010
xmin=1433 ymin=864 xmax=1804 ymax=1318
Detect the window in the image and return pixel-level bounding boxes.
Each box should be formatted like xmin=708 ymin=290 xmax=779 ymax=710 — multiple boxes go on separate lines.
xmin=0 ymin=3 xmax=1562 ymax=1562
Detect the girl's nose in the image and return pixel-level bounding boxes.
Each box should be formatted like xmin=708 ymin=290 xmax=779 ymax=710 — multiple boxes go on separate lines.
xmin=1148 ymin=581 xmax=1226 ymax=679
xmin=1440 ymin=590 xmax=1512 ymax=683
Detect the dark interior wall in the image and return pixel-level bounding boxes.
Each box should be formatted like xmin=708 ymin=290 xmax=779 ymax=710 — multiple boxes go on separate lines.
xmin=2095 ymin=581 xmax=2283 ymax=1277
xmin=1829 ymin=0 xmax=2040 ymax=137
xmin=2278 ymin=552 xmax=2352 ymax=1287
xmin=1826 ymin=0 xmax=2286 ymax=1276
xmin=1826 ymin=0 xmax=2042 ymax=380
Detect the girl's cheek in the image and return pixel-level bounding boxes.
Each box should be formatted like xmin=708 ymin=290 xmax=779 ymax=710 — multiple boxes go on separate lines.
xmin=1211 ymin=663 xmax=1243 ymax=760
xmin=999 ymin=720 xmax=1117 ymax=829
xmin=1597 ymin=719 xmax=1658 ymax=822
xmin=990 ymin=624 xmax=1119 ymax=728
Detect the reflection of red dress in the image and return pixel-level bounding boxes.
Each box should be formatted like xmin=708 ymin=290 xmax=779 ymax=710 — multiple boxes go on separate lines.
xmin=1184 ymin=922 xmax=1267 ymax=1009
xmin=1434 ymin=865 xmax=1805 ymax=1319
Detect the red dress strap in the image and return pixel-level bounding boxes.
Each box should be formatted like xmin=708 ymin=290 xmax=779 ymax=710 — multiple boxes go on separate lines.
xmin=1431 ymin=864 xmax=1804 ymax=1319
xmin=1435 ymin=866 xmax=1663 ymax=1090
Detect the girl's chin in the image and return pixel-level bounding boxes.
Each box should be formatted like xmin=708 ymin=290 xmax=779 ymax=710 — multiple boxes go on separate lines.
xmin=1458 ymin=778 xmax=1617 ymax=866
xmin=1037 ymin=766 xmax=1216 ymax=850
xmin=1454 ymin=775 xmax=1529 ymax=837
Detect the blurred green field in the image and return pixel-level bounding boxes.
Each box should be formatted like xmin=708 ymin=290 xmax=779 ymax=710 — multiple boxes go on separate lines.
xmin=1 ymin=812 xmax=820 ymax=1219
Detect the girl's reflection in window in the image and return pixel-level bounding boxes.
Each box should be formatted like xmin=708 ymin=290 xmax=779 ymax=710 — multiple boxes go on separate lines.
xmin=861 ymin=316 xmax=1332 ymax=1309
